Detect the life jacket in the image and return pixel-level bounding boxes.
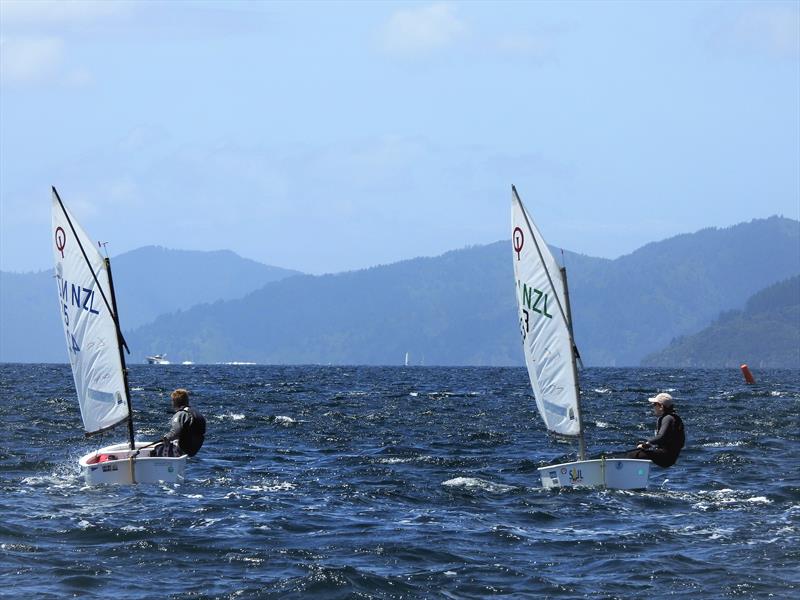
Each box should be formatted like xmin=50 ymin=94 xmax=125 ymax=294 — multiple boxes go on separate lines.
xmin=657 ymin=411 xmax=685 ymax=454
xmin=673 ymin=412 xmax=685 ymax=450
xmin=177 ymin=406 xmax=206 ymax=457
xmin=88 ymin=454 xmax=117 ymax=464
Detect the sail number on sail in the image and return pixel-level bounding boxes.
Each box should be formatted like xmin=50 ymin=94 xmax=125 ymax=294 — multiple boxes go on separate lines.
xmin=56 ymin=275 xmax=104 ymax=354
xmin=517 ymin=281 xmax=553 ymax=341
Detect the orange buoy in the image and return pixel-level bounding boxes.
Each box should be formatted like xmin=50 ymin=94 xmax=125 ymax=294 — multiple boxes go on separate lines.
xmin=740 ymin=364 xmax=755 ymax=384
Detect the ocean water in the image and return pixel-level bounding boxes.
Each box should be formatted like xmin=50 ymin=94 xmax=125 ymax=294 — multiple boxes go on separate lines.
xmin=0 ymin=364 xmax=798 ymax=599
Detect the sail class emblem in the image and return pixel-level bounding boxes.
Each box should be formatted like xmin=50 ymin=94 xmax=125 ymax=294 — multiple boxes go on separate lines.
xmin=513 ymin=227 xmax=524 ymax=260
xmin=55 ymin=227 xmax=67 ymax=258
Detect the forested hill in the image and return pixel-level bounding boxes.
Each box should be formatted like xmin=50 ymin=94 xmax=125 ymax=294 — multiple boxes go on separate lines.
xmin=3 ymin=217 xmax=797 ymax=365
xmin=641 ymin=275 xmax=800 ymax=368
xmin=126 ymin=216 xmax=800 ymax=366
xmin=0 ymin=246 xmax=300 ymax=363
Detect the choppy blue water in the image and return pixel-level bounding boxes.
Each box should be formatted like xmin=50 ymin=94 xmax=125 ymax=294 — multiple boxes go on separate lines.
xmin=1 ymin=364 xmax=798 ymax=599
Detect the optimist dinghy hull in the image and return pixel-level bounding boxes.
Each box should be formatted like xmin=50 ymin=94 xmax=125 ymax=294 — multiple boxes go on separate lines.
xmin=538 ymin=458 xmax=650 ymax=490
xmin=79 ymin=441 xmax=187 ymax=485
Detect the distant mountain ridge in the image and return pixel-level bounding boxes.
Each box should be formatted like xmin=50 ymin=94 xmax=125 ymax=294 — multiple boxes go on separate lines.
xmin=111 ymin=246 xmax=301 ymax=329
xmin=126 ymin=216 xmax=799 ymax=366
xmin=2 ymin=217 xmax=798 ymax=366
xmin=568 ymin=216 xmax=800 ymax=364
xmin=641 ymin=275 xmax=800 ymax=368
xmin=0 ymin=246 xmax=300 ymax=363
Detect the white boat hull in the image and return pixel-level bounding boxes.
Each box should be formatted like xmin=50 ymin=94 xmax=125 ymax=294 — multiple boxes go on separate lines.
xmin=538 ymin=458 xmax=651 ymax=490
xmin=79 ymin=442 xmax=187 ymax=485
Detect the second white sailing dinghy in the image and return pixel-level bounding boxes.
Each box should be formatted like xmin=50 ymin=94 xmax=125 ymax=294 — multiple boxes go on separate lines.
xmin=511 ymin=185 xmax=650 ymax=490
xmin=52 ymin=187 xmax=186 ymax=484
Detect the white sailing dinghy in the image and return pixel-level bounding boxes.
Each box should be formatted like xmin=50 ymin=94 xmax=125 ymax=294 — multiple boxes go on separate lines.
xmin=511 ymin=186 xmax=650 ymax=490
xmin=52 ymin=187 xmax=186 ymax=484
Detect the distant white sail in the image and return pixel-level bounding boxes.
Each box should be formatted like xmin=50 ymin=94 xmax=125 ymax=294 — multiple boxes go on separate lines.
xmin=52 ymin=190 xmax=129 ymax=434
xmin=511 ymin=188 xmax=582 ymax=437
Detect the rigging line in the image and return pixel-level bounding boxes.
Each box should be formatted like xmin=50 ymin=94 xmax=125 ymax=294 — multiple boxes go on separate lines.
xmin=556 ymin=247 xmax=585 ymax=369
xmin=52 ymin=186 xmax=129 ymax=353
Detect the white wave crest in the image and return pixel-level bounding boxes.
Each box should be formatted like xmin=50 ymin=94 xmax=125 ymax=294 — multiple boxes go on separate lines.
xmin=377 ymin=457 xmax=414 ymax=464
xmin=218 ymin=413 xmax=245 ymax=421
xmin=245 ymin=481 xmax=296 ymax=492
xmin=691 ymin=488 xmax=773 ymax=511
xmin=442 ymin=477 xmax=515 ymax=494
xmin=701 ymin=441 xmax=745 ymax=447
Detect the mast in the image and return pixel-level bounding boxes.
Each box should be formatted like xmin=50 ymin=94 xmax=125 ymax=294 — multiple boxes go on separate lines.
xmin=560 ymin=266 xmax=586 ymax=460
xmin=105 ymin=257 xmax=136 ymax=450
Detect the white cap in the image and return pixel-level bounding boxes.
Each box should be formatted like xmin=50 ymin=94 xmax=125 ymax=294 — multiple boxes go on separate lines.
xmin=648 ymin=392 xmax=674 ymax=408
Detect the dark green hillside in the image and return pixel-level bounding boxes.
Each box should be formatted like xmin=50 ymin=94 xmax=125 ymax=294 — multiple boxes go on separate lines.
xmin=128 ymin=217 xmax=800 ymax=366
xmin=641 ymin=276 xmax=800 ymax=368
xmin=568 ymin=216 xmax=800 ymax=364
xmin=5 ymin=216 xmax=799 ymax=366
xmin=128 ymin=243 xmax=523 ymax=366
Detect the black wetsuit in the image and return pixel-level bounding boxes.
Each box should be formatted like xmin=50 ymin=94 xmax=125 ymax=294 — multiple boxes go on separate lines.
xmin=163 ymin=406 xmax=206 ymax=457
xmin=628 ymin=410 xmax=685 ymax=468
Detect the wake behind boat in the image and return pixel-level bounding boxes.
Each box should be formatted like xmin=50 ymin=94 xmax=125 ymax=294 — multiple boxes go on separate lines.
xmin=511 ymin=185 xmax=650 ymax=489
xmin=52 ymin=187 xmax=186 ymax=484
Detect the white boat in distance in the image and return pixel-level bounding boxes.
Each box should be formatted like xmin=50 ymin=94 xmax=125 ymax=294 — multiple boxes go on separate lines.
xmin=146 ymin=354 xmax=171 ymax=365
xmin=52 ymin=187 xmax=186 ymax=484
xmin=511 ymin=185 xmax=650 ymax=489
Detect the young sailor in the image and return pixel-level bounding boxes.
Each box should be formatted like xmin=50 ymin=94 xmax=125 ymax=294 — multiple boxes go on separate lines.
xmin=627 ymin=392 xmax=685 ymax=467
xmin=153 ymin=389 xmax=206 ymax=457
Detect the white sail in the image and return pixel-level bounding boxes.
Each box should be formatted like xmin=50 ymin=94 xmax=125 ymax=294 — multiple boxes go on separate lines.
xmin=51 ymin=190 xmax=129 ymax=434
xmin=511 ymin=187 xmax=582 ymax=437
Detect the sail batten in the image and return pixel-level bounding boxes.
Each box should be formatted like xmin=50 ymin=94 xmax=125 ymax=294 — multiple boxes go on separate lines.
xmin=512 ymin=187 xmax=583 ymax=438
xmin=51 ymin=188 xmax=130 ymax=435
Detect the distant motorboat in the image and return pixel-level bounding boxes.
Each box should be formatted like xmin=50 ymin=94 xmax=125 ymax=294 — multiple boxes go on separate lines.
xmin=145 ymin=354 xmax=171 ymax=365
xmin=181 ymin=360 xmax=194 ymax=365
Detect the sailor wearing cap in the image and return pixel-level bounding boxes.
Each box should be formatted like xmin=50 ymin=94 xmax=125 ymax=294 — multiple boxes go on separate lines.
xmin=629 ymin=392 xmax=686 ymax=468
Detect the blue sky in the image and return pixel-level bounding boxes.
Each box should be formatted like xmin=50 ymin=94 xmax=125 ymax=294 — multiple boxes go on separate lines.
xmin=1 ymin=0 xmax=798 ymax=275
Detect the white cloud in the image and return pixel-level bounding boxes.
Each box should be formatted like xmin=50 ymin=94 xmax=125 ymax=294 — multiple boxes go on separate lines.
xmin=0 ymin=0 xmax=136 ymax=86
xmin=710 ymin=3 xmax=800 ymax=60
xmin=379 ymin=2 xmax=466 ymax=56
xmin=742 ymin=4 xmax=800 ymax=57
xmin=495 ymin=33 xmax=553 ymax=62
xmin=0 ymin=0 xmax=132 ymax=26
xmin=0 ymin=36 xmax=63 ymax=84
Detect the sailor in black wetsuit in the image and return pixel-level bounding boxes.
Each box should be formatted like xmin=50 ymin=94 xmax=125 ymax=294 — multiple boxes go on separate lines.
xmin=627 ymin=392 xmax=685 ymax=467
xmin=153 ymin=388 xmax=206 ymax=457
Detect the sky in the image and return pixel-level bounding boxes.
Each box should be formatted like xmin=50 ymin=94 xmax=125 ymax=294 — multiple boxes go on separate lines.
xmin=1 ymin=0 xmax=798 ymax=275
